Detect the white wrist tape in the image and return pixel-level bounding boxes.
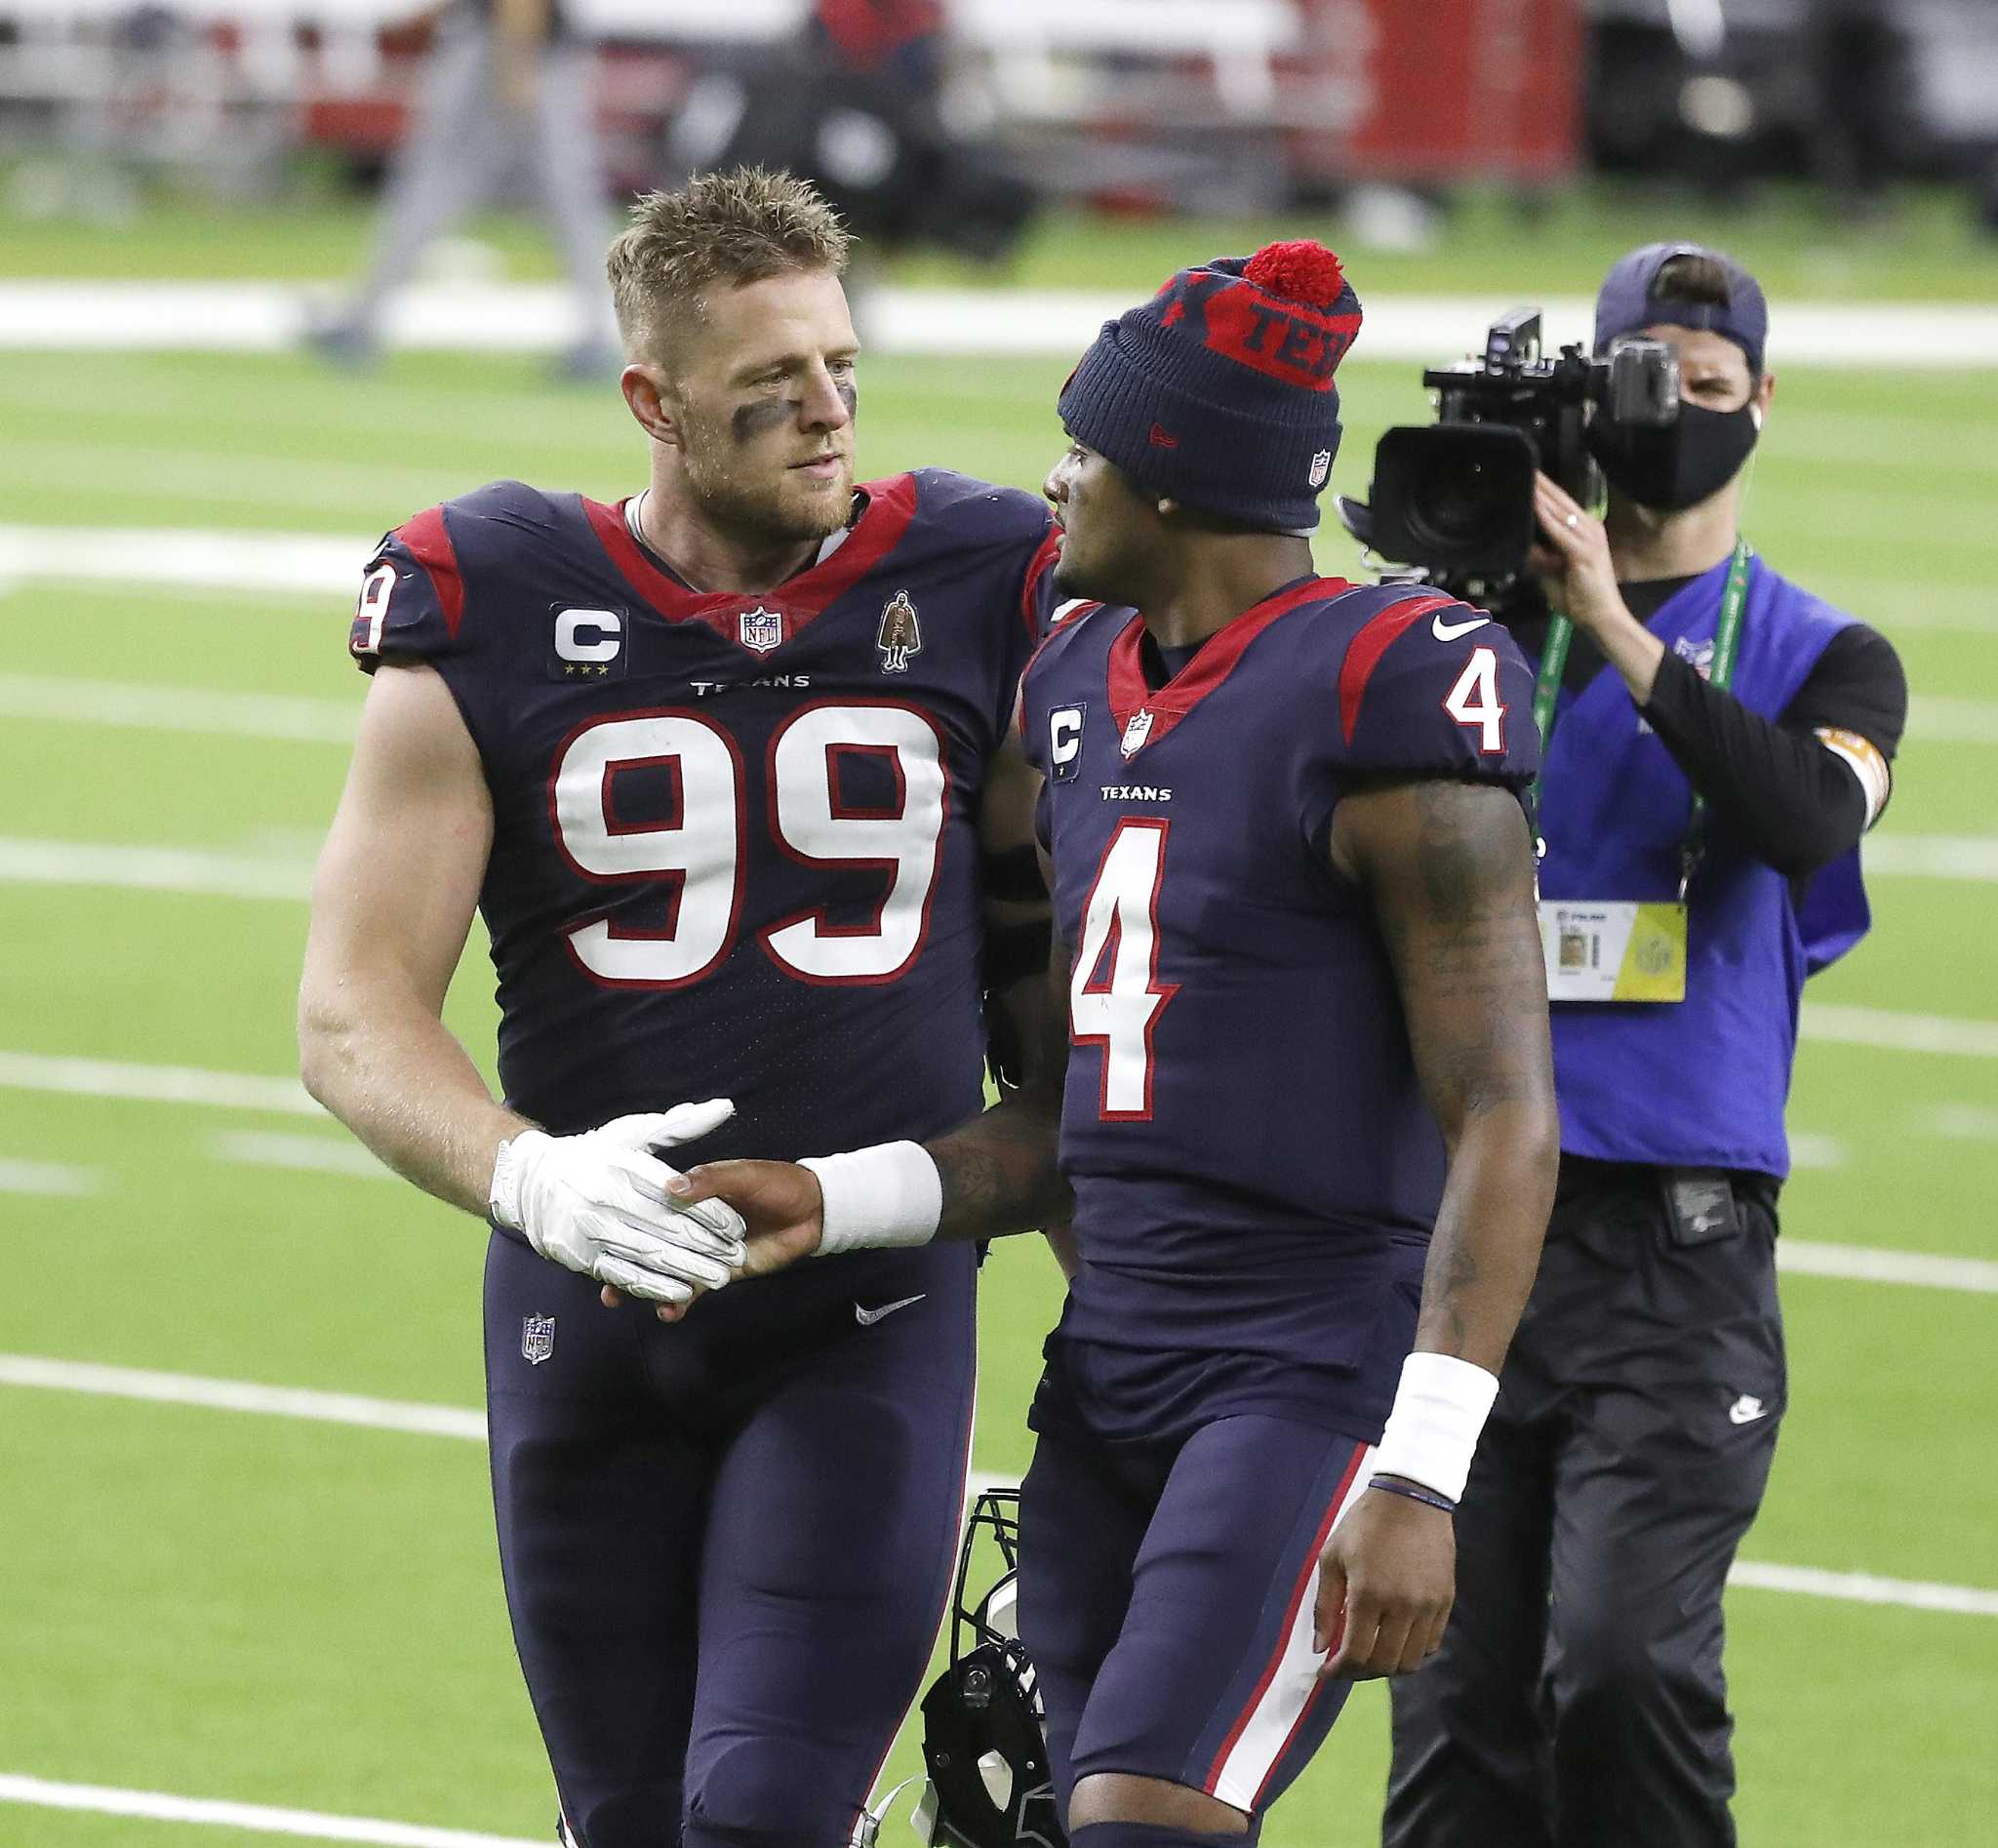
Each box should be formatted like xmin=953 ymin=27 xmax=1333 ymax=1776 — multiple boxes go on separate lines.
xmin=1368 ymin=1351 xmax=1501 ymax=1504
xmin=799 ymin=1142 xmax=942 ymax=1257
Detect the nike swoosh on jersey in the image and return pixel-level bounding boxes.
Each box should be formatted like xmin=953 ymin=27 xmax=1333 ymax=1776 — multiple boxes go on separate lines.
xmin=1432 ymin=613 xmax=1493 ymax=641
xmin=855 ymin=1293 xmax=927 ymax=1327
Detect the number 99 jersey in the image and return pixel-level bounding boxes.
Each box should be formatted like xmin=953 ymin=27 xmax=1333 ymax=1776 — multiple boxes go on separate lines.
xmin=1019 ymin=578 xmax=1539 ymax=1380
xmin=350 ymin=470 xmax=1059 ymax=1169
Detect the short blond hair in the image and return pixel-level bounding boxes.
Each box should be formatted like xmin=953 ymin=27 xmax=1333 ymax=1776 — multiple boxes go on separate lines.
xmin=607 ymin=168 xmax=853 ymax=366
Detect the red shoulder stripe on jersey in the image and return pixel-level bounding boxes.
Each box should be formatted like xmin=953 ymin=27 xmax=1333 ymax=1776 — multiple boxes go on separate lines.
xmin=394 ymin=505 xmax=465 ymax=639
xmin=1337 ymin=593 xmax=1458 ymax=744
xmin=1016 ymin=596 xmax=1102 ymax=738
xmin=1019 ymin=523 xmax=1063 ymax=643
xmin=580 ymin=474 xmax=920 ymax=649
xmin=1106 ymin=576 xmax=1347 ymax=755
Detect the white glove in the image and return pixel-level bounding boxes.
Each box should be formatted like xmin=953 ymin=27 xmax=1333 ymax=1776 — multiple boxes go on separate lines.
xmin=489 ymin=1100 xmax=747 ymax=1305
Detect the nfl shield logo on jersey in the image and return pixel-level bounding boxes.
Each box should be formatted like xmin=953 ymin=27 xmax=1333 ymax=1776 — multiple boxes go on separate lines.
xmin=1120 ymin=709 xmax=1155 ymax=758
xmin=520 ymin=1315 xmax=555 ymax=1366
xmin=876 ymin=590 xmax=922 ymax=672
xmin=738 ymin=606 xmax=784 ymax=654
xmin=1308 ymin=448 xmax=1333 ymax=489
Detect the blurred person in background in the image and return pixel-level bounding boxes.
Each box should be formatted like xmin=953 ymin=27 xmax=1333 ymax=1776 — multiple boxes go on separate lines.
xmin=665 ymin=0 xmax=1035 ymax=267
xmin=308 ymin=0 xmax=618 ymax=377
xmin=1383 ymin=243 xmax=1908 ymax=1848
xmin=1803 ymin=0 xmax=1916 ymax=222
xmin=299 ymin=169 xmax=1065 ymax=1846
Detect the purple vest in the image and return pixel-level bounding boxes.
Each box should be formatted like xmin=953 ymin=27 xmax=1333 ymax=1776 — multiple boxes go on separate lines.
xmin=1021 ymin=578 xmax=1539 ymax=1366
xmin=1535 ymin=551 xmax=1868 ymax=1176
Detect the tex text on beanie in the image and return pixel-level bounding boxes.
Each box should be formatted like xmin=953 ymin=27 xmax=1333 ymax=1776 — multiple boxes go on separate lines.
xmin=1057 ymin=239 xmax=1362 ymax=535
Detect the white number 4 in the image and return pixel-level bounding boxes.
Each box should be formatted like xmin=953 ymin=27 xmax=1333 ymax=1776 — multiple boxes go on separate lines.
xmin=1443 ymin=645 xmax=1506 ymax=754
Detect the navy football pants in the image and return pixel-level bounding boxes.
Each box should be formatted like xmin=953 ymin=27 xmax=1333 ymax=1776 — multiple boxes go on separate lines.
xmin=484 ymin=1230 xmax=978 ymax=1848
xmin=1384 ymin=1167 xmax=1785 ymax=1847
xmin=1019 ymin=1397 xmax=1374 ymax=1827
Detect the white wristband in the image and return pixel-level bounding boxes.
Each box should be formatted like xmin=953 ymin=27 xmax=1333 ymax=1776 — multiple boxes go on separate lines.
xmin=799 ymin=1142 xmax=942 ymax=1257
xmin=1368 ymin=1351 xmax=1501 ymax=1505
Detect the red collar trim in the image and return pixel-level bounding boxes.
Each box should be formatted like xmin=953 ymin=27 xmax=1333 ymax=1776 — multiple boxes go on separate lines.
xmin=1105 ymin=577 xmax=1348 ymax=758
xmin=580 ymin=473 xmax=920 ymax=651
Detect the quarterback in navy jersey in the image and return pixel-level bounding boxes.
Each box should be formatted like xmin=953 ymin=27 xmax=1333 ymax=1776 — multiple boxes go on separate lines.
xmin=299 ymin=171 xmax=1060 ymax=1848
xmin=669 ymin=243 xmax=1559 ymax=1844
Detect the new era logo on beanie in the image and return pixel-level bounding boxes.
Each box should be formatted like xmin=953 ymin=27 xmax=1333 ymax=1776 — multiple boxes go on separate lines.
xmin=1058 ymin=239 xmax=1362 ymax=533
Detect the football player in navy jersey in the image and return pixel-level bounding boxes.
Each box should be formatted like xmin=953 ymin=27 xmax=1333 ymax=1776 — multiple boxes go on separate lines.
xmin=298 ymin=169 xmax=1063 ymax=1848
xmin=665 ymin=244 xmax=1561 ymax=1844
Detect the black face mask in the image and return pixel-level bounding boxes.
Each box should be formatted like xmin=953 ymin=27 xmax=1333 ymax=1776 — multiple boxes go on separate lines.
xmin=1585 ymin=400 xmax=1759 ymax=511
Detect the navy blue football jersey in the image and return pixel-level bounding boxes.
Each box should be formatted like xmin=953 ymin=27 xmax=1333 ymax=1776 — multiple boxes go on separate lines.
xmin=1019 ymin=578 xmax=1539 ymax=1370
xmin=350 ymin=470 xmax=1059 ymax=1164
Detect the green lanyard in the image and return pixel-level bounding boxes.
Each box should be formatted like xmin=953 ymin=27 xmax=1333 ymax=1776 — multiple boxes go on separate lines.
xmin=1528 ymin=539 xmax=1752 ymax=900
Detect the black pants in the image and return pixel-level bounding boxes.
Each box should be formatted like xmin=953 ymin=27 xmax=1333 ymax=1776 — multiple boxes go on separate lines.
xmin=1384 ymin=1161 xmax=1785 ymax=1848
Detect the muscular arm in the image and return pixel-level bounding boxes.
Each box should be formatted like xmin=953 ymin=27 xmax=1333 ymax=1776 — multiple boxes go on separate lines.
xmin=298 ymin=662 xmax=526 ymax=1216
xmin=1332 ymin=777 xmax=1558 ymax=1373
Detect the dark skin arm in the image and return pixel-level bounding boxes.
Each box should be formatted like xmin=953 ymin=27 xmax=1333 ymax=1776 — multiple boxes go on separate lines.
xmin=1318 ymin=775 xmax=1559 ymax=1679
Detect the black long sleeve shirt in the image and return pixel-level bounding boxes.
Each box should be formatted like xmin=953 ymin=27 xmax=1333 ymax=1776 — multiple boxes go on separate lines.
xmin=1508 ymin=575 xmax=1908 ymax=879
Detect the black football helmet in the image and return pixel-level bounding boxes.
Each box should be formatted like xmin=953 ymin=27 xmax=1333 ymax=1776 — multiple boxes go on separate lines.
xmin=913 ymin=1489 xmax=1067 ymax=1848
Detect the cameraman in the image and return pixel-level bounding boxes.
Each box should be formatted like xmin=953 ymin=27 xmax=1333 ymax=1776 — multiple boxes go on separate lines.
xmin=1382 ymin=243 xmax=1907 ymax=1847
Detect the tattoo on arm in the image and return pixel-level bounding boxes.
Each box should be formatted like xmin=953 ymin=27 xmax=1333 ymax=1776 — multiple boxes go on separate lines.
xmin=928 ymin=944 xmax=1074 ymax=1241
xmin=1340 ymin=777 xmax=1558 ymax=1369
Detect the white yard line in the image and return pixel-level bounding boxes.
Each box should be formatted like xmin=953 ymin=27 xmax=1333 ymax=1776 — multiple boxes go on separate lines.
xmin=5 ymin=282 xmax=1998 ymax=366
xmin=6 ymin=1357 xmax=1997 ymax=1622
xmin=0 ymin=839 xmax=315 ymax=901
xmin=0 ymin=524 xmax=360 ymax=594
xmin=1914 ymin=1103 xmax=1998 ymax=1141
xmin=0 ymin=1051 xmax=318 ymax=1115
xmin=0 ymin=1158 xmax=98 ymax=1196
xmin=0 ymin=1775 xmax=541 ymax=1848
xmin=1906 ymin=697 xmax=1998 ymax=747
xmin=0 ymin=673 xmax=358 ymax=743
xmin=0 ymin=1356 xmax=486 ymax=1441
xmin=1723 ymin=1564 xmax=1998 ymax=1618
xmin=1861 ymin=835 xmax=1998 ymax=882
xmin=1799 ymin=1003 xmax=1998 ymax=1060
xmin=213 ymin=1130 xmax=398 ymax=1182
xmin=1779 ymin=1240 xmax=1998 ymax=1294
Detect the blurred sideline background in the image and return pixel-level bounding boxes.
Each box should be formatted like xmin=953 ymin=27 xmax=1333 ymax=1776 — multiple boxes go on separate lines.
xmin=1 ymin=2 xmax=1995 ymax=1844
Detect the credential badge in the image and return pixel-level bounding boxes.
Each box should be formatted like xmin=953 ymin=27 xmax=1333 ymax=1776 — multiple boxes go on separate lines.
xmin=876 ymin=590 xmax=922 ymax=672
xmin=1120 ymin=709 xmax=1155 ymax=758
xmin=521 ymin=1314 xmax=556 ymax=1366
xmin=1308 ymin=448 xmax=1334 ymax=489
xmin=738 ymin=606 xmax=784 ymax=654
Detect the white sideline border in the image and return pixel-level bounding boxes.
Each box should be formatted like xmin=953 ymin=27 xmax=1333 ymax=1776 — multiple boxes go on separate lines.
xmin=4 ymin=282 xmax=1998 ymax=366
xmin=0 ymin=1774 xmax=541 ymax=1848
xmin=4 ymin=1355 xmax=1997 ymax=1620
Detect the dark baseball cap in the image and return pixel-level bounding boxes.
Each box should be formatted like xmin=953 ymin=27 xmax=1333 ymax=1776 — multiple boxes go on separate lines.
xmin=1593 ymin=242 xmax=1767 ymax=377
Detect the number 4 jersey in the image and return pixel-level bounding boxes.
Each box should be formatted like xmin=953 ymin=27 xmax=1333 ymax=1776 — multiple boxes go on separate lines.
xmin=350 ymin=470 xmax=1059 ymax=1166
xmin=1020 ymin=577 xmax=1539 ymax=1377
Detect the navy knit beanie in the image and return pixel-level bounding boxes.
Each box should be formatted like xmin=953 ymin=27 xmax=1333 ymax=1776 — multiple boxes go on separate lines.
xmin=1058 ymin=240 xmax=1362 ymax=534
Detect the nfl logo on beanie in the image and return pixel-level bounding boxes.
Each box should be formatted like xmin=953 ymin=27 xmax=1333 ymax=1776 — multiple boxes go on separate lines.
xmin=1059 ymin=239 xmax=1362 ymax=533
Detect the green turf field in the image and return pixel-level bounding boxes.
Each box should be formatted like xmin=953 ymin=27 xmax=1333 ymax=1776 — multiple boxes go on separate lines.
xmin=1 ymin=189 xmax=1995 ymax=1847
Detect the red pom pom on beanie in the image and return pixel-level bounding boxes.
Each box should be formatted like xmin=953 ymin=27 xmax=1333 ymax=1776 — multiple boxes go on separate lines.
xmin=1243 ymin=240 xmax=1348 ymax=310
